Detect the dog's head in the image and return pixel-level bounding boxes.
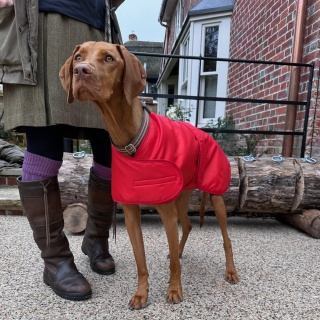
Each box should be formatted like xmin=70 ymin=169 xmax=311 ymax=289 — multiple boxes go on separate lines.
xmin=59 ymin=41 xmax=147 ymax=105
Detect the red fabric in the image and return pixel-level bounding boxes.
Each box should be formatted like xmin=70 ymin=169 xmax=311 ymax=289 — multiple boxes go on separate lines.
xmin=111 ymin=113 xmax=231 ymax=204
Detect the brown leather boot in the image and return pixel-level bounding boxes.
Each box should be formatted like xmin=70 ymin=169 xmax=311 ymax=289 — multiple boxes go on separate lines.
xmin=17 ymin=176 xmax=92 ymax=300
xmin=81 ymin=169 xmax=115 ymax=275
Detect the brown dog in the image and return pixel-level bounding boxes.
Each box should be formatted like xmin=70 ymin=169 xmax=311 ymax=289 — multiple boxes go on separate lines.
xmin=60 ymin=41 xmax=239 ymax=309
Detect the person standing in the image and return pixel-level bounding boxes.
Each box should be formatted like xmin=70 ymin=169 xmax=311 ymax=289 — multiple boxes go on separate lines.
xmin=0 ymin=0 xmax=124 ymax=300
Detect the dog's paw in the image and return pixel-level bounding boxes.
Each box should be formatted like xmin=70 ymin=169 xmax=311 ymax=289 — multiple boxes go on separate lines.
xmin=225 ymin=267 xmax=239 ymax=284
xmin=129 ymin=290 xmax=148 ymax=310
xmin=167 ymin=287 xmax=183 ymax=304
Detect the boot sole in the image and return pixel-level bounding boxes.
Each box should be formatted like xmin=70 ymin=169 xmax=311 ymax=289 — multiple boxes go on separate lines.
xmin=82 ymin=247 xmax=116 ymax=275
xmin=91 ymin=264 xmax=115 ymax=275
xmin=43 ymin=274 xmax=92 ymax=301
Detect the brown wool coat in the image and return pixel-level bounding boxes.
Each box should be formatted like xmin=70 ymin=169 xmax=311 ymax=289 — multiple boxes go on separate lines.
xmin=1 ymin=1 xmax=123 ymax=136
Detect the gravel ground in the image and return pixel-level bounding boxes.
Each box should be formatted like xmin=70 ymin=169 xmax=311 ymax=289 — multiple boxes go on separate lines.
xmin=0 ymin=214 xmax=319 ymax=320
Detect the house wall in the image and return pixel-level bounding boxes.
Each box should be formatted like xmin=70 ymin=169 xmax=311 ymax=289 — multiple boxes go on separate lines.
xmin=227 ymin=0 xmax=320 ymax=156
xmin=161 ymin=0 xmax=233 ymax=127
xmin=166 ymin=0 xmax=201 ymax=52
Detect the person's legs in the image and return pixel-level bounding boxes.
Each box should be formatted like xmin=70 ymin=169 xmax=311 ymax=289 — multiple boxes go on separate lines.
xmin=89 ymin=128 xmax=112 ymax=179
xmin=22 ymin=126 xmax=64 ymax=181
xmin=81 ymin=129 xmax=116 ymax=274
xmin=17 ymin=126 xmax=92 ymax=300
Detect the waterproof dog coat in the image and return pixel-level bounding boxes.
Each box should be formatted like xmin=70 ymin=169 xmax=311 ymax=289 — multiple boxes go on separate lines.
xmin=111 ymin=112 xmax=231 ymax=204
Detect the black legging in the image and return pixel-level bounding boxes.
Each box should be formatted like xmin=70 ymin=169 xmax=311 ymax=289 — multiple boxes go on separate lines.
xmin=25 ymin=125 xmax=112 ymax=167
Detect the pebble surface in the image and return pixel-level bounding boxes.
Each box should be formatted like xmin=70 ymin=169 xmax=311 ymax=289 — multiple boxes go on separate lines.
xmin=0 ymin=214 xmax=319 ymax=320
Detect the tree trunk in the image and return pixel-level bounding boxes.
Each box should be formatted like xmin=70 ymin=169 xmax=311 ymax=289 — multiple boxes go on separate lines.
xmin=278 ymin=210 xmax=320 ymax=239
xmin=63 ymin=203 xmax=88 ymax=234
xmin=58 ymin=153 xmax=92 ymax=208
xmin=58 ymin=153 xmax=320 ymax=238
xmin=236 ymin=157 xmax=302 ymax=213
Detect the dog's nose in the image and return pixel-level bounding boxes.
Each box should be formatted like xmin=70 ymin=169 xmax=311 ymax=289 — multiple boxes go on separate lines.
xmin=74 ymin=63 xmax=92 ymax=80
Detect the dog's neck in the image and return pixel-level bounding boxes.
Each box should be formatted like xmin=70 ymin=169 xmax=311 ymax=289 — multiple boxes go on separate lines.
xmin=93 ymin=96 xmax=145 ymax=155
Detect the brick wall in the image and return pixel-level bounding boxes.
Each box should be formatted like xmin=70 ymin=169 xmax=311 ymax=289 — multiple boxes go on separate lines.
xmin=166 ymin=0 xmax=201 ymax=52
xmin=0 ymin=175 xmax=19 ymax=186
xmin=0 ymin=208 xmax=23 ymax=216
xmin=301 ymin=0 xmax=320 ymax=157
xmin=228 ymin=0 xmax=320 ymax=156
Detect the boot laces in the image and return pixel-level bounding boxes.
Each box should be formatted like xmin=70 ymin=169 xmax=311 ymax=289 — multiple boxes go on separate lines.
xmin=40 ymin=180 xmax=51 ymax=249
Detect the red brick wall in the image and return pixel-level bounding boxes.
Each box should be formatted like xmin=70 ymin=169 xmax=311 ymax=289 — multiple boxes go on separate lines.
xmin=165 ymin=0 xmax=201 ymax=53
xmin=227 ymin=0 xmax=320 ymax=156
xmin=0 ymin=175 xmax=19 ymax=186
xmin=0 ymin=208 xmax=23 ymax=215
xmin=300 ymin=0 xmax=320 ymax=157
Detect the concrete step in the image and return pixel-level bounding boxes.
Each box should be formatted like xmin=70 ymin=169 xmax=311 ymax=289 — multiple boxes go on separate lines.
xmin=0 ymin=186 xmax=22 ymax=210
xmin=0 ymin=167 xmax=22 ymax=213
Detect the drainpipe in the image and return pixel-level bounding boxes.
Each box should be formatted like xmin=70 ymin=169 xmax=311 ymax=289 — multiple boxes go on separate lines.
xmin=158 ymin=0 xmax=170 ymax=54
xmin=159 ymin=20 xmax=170 ymax=54
xmin=282 ymin=0 xmax=308 ymax=157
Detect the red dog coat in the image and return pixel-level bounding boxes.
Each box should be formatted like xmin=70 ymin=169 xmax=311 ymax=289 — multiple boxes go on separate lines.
xmin=111 ymin=113 xmax=231 ymax=204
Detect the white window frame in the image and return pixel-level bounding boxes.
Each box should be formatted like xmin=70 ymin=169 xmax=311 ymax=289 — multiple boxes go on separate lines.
xmin=177 ymin=34 xmax=190 ymax=118
xmin=181 ymin=36 xmax=189 ymax=85
xmin=175 ymin=0 xmax=182 ymax=39
xmin=197 ymin=22 xmax=227 ymax=127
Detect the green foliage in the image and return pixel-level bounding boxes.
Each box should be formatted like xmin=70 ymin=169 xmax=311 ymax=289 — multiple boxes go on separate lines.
xmin=205 ymin=114 xmax=234 ymax=140
xmin=205 ymin=114 xmax=268 ymax=156
xmin=166 ymin=101 xmax=193 ymax=122
xmin=233 ymin=133 xmax=268 ymax=157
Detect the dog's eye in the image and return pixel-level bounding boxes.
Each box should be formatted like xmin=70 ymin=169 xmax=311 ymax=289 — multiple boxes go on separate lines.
xmin=75 ymin=54 xmax=82 ymax=62
xmin=105 ymin=55 xmax=114 ymax=62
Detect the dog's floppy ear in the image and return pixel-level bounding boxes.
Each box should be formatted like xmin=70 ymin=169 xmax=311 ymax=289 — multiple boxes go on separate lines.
xmin=116 ymin=45 xmax=147 ymax=105
xmin=59 ymin=45 xmax=81 ymax=104
xmin=59 ymin=56 xmax=73 ymax=103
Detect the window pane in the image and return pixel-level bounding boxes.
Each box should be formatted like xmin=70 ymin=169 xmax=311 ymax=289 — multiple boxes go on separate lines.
xmin=175 ymin=0 xmax=182 ymax=38
xmin=203 ymin=75 xmax=217 ymax=118
xmin=204 ymin=26 xmax=219 ymax=72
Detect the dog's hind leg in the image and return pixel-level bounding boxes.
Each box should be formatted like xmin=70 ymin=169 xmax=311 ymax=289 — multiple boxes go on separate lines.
xmin=155 ymin=201 xmax=183 ymax=304
xmin=210 ymin=194 xmax=239 ymax=284
xmin=175 ymin=190 xmax=193 ymax=258
xmin=122 ymin=204 xmax=149 ymax=309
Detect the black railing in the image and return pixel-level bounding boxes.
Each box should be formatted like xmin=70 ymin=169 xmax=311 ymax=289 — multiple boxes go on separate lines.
xmin=131 ymin=51 xmax=315 ymax=158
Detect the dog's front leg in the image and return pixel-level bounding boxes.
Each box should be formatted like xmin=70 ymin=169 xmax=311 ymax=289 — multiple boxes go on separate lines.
xmin=155 ymin=201 xmax=183 ymax=304
xmin=122 ymin=204 xmax=149 ymax=309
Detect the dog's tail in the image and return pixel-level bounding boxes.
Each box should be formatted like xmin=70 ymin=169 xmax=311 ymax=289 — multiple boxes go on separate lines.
xmin=199 ymin=192 xmax=208 ymax=228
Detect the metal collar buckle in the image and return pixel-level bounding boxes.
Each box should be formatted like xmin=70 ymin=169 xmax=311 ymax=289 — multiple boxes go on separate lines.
xmin=125 ymin=144 xmax=137 ymax=155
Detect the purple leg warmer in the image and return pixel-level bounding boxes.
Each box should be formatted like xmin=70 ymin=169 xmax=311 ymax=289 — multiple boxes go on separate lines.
xmin=92 ymin=160 xmax=112 ymax=180
xmin=22 ymin=151 xmax=62 ymax=181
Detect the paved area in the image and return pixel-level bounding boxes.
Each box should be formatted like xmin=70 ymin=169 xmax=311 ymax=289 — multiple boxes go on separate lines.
xmin=0 ymin=214 xmax=319 ymax=320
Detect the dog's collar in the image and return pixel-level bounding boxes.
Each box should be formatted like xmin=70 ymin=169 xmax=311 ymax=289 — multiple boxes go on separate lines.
xmin=113 ymin=106 xmax=150 ymax=155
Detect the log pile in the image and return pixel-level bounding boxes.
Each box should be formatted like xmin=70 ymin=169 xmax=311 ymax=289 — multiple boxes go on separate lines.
xmin=58 ymin=153 xmax=320 ymax=238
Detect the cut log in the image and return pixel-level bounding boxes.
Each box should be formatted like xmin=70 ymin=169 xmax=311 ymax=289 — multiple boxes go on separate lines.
xmin=57 ymin=153 xmax=320 ymax=237
xmin=58 ymin=153 xmax=92 ymax=208
xmin=278 ymin=209 xmax=320 ymax=239
xmin=236 ymin=157 xmax=302 ymax=213
xmin=63 ymin=203 xmax=88 ymax=234
xmin=58 ymin=153 xmax=320 ymax=213
xmin=296 ymin=160 xmax=320 ymax=211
